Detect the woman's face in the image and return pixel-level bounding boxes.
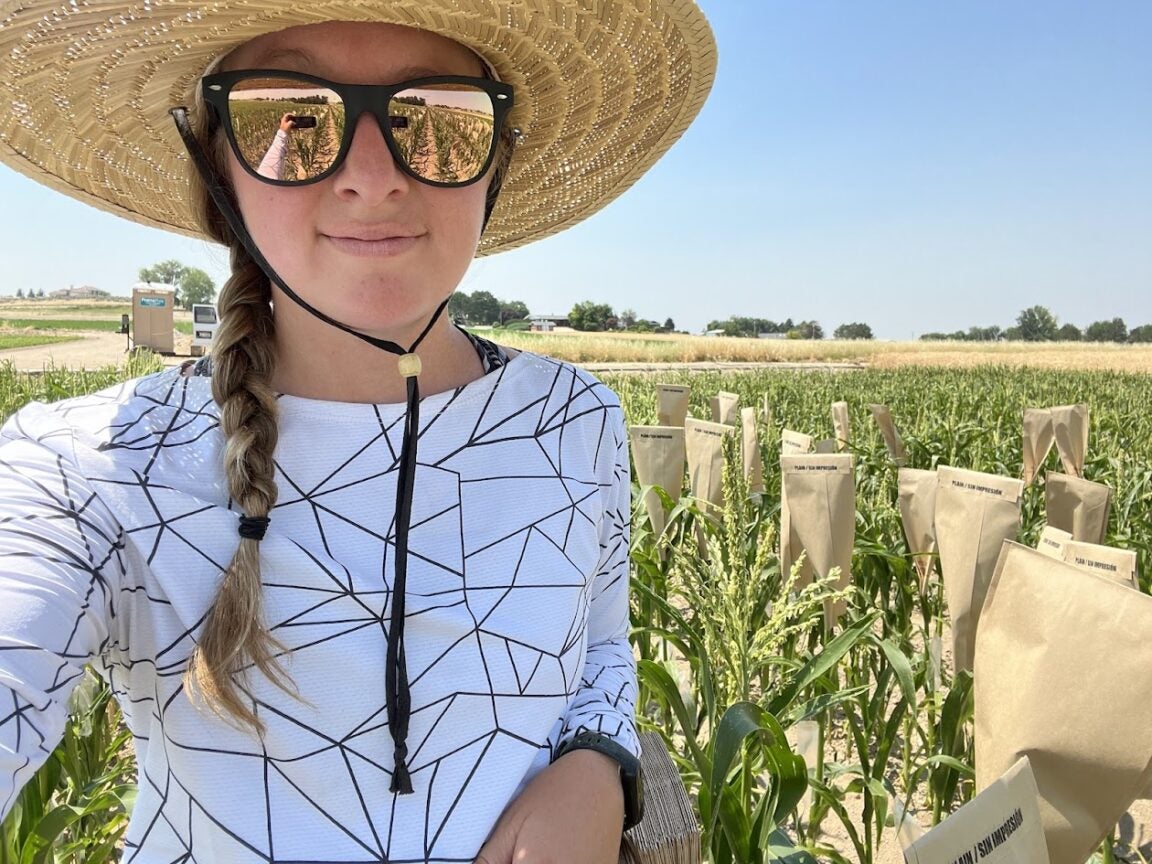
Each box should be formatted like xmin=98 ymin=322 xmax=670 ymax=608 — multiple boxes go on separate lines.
xmin=221 ymin=22 xmax=490 ymax=342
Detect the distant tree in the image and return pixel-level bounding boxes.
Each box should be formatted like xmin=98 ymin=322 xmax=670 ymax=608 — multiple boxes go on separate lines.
xmin=35 ymin=289 xmax=45 ymax=298
xmin=833 ymin=322 xmax=873 ymax=340
xmin=140 ymin=260 xmax=189 ymax=289
xmin=499 ymin=300 xmax=530 ymax=325
xmin=178 ymin=268 xmax=215 ymax=310
xmin=705 ymin=316 xmax=792 ymax=338
xmin=919 ymin=332 xmax=948 ymax=341
xmin=1056 ymin=323 xmax=1082 ymax=342
xmin=568 ymin=301 xmax=615 ymax=332
xmin=15 ymin=288 xmax=23 ymax=299
xmin=966 ymin=325 xmax=1002 ymax=342
xmin=467 ymin=291 xmax=502 ymax=325
xmin=1003 ymin=326 xmax=1023 ymax=341
xmin=1128 ymin=324 xmax=1152 ymax=344
xmin=1015 ymin=305 xmax=1059 ymax=341
xmin=619 ymin=308 xmax=638 ymax=329
xmin=788 ymin=320 xmax=824 ymax=340
xmin=448 ymin=291 xmax=472 ymax=324
xmin=663 ymin=317 xmax=675 ymax=332
xmin=1084 ymin=317 xmax=1127 ymax=343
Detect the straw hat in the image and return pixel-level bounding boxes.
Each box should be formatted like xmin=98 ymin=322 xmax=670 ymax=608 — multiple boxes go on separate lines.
xmin=0 ymin=0 xmax=716 ymax=256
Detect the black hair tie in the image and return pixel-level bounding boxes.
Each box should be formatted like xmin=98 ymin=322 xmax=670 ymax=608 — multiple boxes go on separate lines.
xmin=238 ymin=515 xmax=270 ymax=541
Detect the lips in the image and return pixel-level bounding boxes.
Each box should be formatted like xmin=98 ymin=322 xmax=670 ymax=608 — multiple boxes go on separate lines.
xmin=322 ymin=226 xmax=423 ymax=257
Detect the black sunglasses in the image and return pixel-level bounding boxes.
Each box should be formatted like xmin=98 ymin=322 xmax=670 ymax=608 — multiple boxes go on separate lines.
xmin=199 ymin=70 xmax=514 ymax=188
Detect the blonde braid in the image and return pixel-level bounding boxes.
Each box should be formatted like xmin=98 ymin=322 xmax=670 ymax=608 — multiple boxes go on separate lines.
xmin=181 ymin=92 xmax=300 ymax=734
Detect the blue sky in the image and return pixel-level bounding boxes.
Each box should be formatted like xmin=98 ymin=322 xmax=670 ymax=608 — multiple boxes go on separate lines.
xmin=2 ymin=1 xmax=1150 ymax=339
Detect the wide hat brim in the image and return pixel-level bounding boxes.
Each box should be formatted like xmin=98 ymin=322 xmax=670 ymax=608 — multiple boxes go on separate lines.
xmin=0 ymin=0 xmax=716 ymax=256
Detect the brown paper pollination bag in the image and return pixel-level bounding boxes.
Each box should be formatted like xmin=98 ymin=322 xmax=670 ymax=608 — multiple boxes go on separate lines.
xmin=868 ymin=403 xmax=908 ymax=466
xmin=1044 ymin=472 xmax=1111 ymax=544
xmin=975 ymin=542 xmax=1152 ymax=864
xmin=1050 ymin=404 xmax=1089 ymax=478
xmin=1022 ymin=408 xmax=1056 ymax=486
xmin=684 ymin=418 xmax=732 ymax=511
xmin=934 ymin=466 xmax=1024 ymax=675
xmin=656 ymin=384 xmax=691 ymax=427
xmin=1035 ymin=525 xmax=1072 ymax=560
xmin=897 ymin=468 xmax=938 ymax=587
xmin=904 ymin=757 xmax=1048 ymax=864
xmin=781 ymin=428 xmax=814 ymax=455
xmin=740 ymin=407 xmax=764 ymax=495
xmin=628 ymin=426 xmax=686 ymax=542
xmin=1061 ymin=539 xmax=1139 ymax=590
xmin=780 ymin=454 xmax=855 ymax=629
xmin=831 ymin=401 xmax=850 ymax=451
xmin=711 ymin=390 xmax=740 ymax=426
xmin=779 ymin=430 xmax=814 ymax=580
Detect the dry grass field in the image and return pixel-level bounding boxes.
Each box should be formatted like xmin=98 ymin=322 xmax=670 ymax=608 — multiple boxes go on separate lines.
xmin=2 ymin=299 xmax=1151 ymax=372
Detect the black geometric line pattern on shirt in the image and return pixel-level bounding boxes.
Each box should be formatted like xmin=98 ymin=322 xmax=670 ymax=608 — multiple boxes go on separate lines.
xmin=1 ymin=357 xmax=636 ymax=862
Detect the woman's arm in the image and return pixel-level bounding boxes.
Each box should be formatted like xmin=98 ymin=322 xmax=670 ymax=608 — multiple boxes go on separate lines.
xmin=0 ymin=435 xmax=124 ymax=822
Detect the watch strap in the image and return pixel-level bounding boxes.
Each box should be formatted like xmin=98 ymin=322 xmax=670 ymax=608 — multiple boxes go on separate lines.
xmin=553 ymin=731 xmax=644 ymax=830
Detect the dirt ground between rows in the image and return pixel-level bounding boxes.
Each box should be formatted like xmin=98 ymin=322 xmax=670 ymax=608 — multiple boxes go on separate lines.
xmin=0 ymin=330 xmax=192 ymax=372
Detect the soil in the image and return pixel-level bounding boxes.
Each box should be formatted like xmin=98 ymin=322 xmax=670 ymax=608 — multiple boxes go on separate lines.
xmin=0 ymin=330 xmax=192 ymax=372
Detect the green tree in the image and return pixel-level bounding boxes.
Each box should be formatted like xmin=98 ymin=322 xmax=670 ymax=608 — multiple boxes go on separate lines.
xmin=1015 ymin=305 xmax=1059 ymax=341
xmin=1056 ymin=323 xmax=1082 ymax=342
xmin=139 ymin=260 xmax=189 ymax=290
xmin=499 ymin=300 xmax=530 ymax=325
xmin=1084 ymin=317 xmax=1127 ymax=343
xmin=467 ymin=291 xmax=501 ymax=325
xmin=448 ymin=291 xmax=472 ymax=324
xmin=568 ymin=301 xmax=615 ymax=332
xmin=619 ymin=308 xmax=637 ymax=329
xmin=833 ymin=322 xmax=873 ymax=340
xmin=788 ymin=320 xmax=824 ymax=340
xmin=663 ymin=317 xmax=675 ymax=332
xmin=178 ymin=268 xmax=216 ymax=310
xmin=14 ymin=288 xmax=23 ymax=299
xmin=1129 ymin=324 xmax=1152 ymax=343
xmin=966 ymin=325 xmax=1002 ymax=342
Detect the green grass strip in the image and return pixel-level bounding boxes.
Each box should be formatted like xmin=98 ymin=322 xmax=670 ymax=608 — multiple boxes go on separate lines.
xmin=0 ymin=334 xmax=80 ymax=350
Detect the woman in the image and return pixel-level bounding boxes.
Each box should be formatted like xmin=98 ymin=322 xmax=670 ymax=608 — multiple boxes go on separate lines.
xmin=0 ymin=2 xmax=715 ymax=861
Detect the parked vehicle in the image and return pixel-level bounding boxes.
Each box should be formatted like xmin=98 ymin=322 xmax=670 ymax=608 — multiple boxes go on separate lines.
xmin=190 ymin=303 xmax=218 ymax=356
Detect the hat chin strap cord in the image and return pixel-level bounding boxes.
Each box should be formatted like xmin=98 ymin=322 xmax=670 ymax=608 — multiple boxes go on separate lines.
xmin=172 ymin=106 xmax=442 ymax=794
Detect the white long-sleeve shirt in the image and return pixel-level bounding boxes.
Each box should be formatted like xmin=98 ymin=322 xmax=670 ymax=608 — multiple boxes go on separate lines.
xmin=0 ymin=352 xmax=638 ymax=863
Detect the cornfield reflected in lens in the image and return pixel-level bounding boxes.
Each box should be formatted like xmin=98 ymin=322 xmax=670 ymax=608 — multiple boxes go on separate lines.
xmin=228 ymin=77 xmax=346 ymax=181
xmin=388 ymin=83 xmax=495 ymax=184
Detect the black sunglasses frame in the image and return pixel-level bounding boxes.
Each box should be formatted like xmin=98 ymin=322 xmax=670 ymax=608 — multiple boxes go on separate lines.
xmin=201 ymin=69 xmax=514 ymax=189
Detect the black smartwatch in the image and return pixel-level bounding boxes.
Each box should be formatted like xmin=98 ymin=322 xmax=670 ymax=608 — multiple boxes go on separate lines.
xmin=553 ymin=731 xmax=644 ymax=830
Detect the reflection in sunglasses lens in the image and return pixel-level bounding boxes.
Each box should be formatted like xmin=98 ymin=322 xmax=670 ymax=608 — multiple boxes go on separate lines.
xmin=388 ymin=83 xmax=496 ymax=184
xmin=228 ymin=77 xmax=345 ymax=181
xmin=227 ymin=77 xmax=496 ymax=185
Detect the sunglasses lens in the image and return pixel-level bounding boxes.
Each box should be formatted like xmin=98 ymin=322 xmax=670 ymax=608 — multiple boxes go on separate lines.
xmin=227 ymin=76 xmax=346 ymax=181
xmin=388 ymin=82 xmax=497 ymax=185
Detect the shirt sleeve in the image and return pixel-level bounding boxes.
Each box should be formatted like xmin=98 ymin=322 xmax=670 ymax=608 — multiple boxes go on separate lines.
xmin=556 ymin=407 xmax=640 ymax=758
xmin=256 ymin=129 xmax=289 ymax=180
xmin=0 ymin=434 xmax=124 ymax=822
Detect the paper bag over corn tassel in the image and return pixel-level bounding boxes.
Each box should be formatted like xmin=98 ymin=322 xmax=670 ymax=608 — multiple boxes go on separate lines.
xmin=1050 ymin=404 xmax=1089 ymax=478
xmin=831 ymin=401 xmax=850 ymax=452
xmin=779 ymin=454 xmax=855 ymax=629
xmin=1022 ymin=407 xmax=1056 ymax=486
xmin=684 ymin=418 xmax=732 ymax=512
xmin=975 ymin=542 xmax=1152 ymax=864
xmin=656 ymin=384 xmax=691 ymax=427
xmin=740 ymin=407 xmax=764 ymax=495
xmin=629 ymin=426 xmax=686 ymax=548
xmin=868 ymin=403 xmax=908 ymax=466
xmin=711 ymin=390 xmax=740 ymax=426
xmin=898 ymin=467 xmax=938 ymax=588
xmin=903 ymin=757 xmax=1049 ymax=864
xmin=1044 ymin=472 xmax=1111 ymax=543
xmin=934 ymin=466 xmax=1023 ymax=675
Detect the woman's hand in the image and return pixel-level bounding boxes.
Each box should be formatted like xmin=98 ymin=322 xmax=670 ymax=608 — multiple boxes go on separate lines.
xmin=474 ymin=749 xmax=625 ymax=864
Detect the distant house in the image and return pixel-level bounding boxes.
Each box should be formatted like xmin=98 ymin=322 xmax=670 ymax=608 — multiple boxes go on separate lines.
xmin=530 ymin=313 xmax=570 ymax=331
xmin=49 ymin=284 xmax=109 ymax=299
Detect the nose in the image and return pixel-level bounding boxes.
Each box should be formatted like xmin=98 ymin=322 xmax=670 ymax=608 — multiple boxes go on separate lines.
xmin=332 ymin=111 xmax=411 ymax=204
